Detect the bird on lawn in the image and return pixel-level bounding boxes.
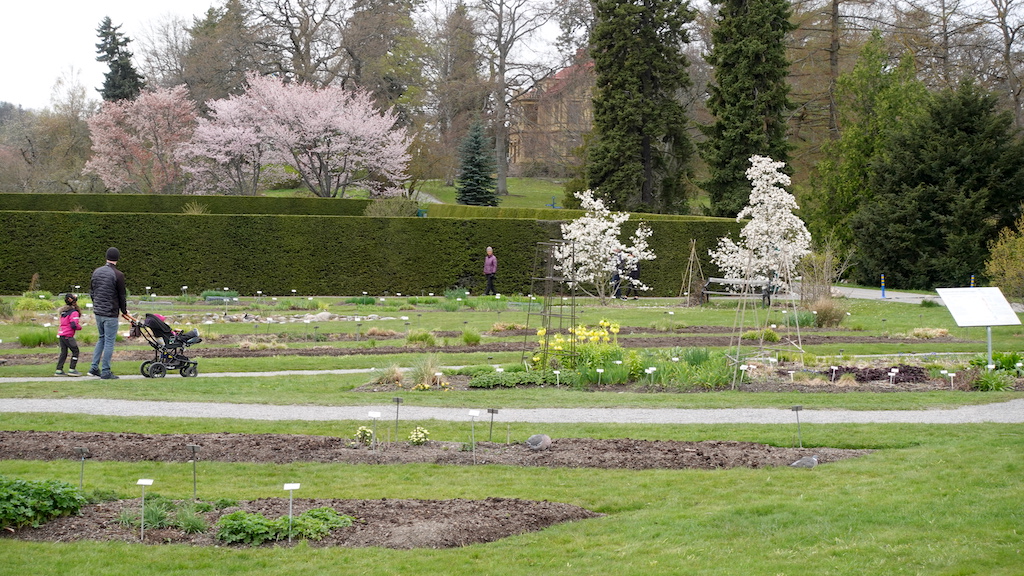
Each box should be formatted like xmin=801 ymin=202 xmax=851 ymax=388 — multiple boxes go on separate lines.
xmin=525 ymin=434 xmax=552 ymax=451
xmin=790 ymin=455 xmax=819 ymax=468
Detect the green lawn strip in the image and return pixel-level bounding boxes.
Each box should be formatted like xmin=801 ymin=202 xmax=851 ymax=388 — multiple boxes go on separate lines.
xmin=0 ymin=424 xmax=1021 ymax=575
xmin=0 ymin=368 xmax=1019 ymax=409
xmin=417 ymin=177 xmax=565 ymax=208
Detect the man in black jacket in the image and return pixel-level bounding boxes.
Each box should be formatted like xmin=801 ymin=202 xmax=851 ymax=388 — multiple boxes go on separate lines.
xmin=88 ymin=247 xmax=129 ymax=379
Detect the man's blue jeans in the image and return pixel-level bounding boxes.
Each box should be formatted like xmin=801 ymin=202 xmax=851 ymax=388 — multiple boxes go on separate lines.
xmin=91 ymin=315 xmax=119 ymax=374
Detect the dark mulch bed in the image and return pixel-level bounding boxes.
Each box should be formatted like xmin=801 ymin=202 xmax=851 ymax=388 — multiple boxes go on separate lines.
xmin=4 ymin=497 xmax=601 ymax=549
xmin=0 ymin=433 xmax=868 ymax=548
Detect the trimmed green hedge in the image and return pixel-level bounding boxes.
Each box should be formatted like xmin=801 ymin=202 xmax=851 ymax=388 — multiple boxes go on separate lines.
xmin=0 ymin=212 xmax=737 ymax=297
xmin=0 ymin=193 xmax=371 ymax=216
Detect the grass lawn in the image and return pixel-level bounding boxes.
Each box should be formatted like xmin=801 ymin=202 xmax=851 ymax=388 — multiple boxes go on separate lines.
xmin=416 ymin=178 xmax=566 ymax=208
xmin=2 ymin=292 xmax=1024 ymax=574
xmin=0 ymin=420 xmax=1021 ymax=575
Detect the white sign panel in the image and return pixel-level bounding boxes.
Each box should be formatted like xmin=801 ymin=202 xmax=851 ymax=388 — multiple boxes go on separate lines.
xmin=935 ymin=287 xmax=1021 ymax=327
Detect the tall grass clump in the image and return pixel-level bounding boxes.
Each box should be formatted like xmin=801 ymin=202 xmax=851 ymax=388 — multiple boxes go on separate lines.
xmin=782 ymin=310 xmax=817 ymax=328
xmin=368 ymin=363 xmax=404 ymax=388
xmin=18 ymin=329 xmax=58 ymax=347
xmin=438 ymin=300 xmax=461 ymax=312
xmin=405 ymin=329 xmax=436 ymax=347
xmin=462 ymin=329 xmax=481 ymax=345
xmin=408 ymin=354 xmax=444 ymax=389
xmin=807 ymin=298 xmax=848 ymax=327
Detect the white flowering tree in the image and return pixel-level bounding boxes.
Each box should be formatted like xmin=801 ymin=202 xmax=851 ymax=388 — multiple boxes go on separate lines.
xmin=554 ymin=190 xmax=656 ymax=304
xmin=710 ymin=155 xmax=811 ymax=289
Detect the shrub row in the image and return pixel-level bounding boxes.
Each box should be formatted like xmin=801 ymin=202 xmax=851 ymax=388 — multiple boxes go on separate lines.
xmin=0 ymin=475 xmax=87 ymax=529
xmin=0 ymin=193 xmax=371 ymax=216
xmin=0 ymin=211 xmax=738 ymax=297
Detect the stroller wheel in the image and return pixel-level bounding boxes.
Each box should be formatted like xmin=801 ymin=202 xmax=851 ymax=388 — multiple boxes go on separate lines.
xmin=180 ymin=365 xmax=198 ymax=378
xmin=149 ymin=362 xmax=167 ymax=378
xmin=140 ymin=361 xmax=153 ymax=378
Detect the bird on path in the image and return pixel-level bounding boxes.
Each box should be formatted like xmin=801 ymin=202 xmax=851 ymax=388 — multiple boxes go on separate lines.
xmin=790 ymin=455 xmax=819 ymax=468
xmin=525 ymin=434 xmax=551 ymax=451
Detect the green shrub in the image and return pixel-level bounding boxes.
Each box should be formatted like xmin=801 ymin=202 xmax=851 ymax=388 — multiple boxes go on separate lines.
xmin=142 ymin=500 xmax=173 ymax=529
xmin=973 ymin=370 xmax=1014 ymax=392
xmin=0 ymin=299 xmax=13 ymax=319
xmin=920 ymin=299 xmax=941 ymax=307
xmin=681 ymin=347 xmax=712 ymax=366
xmin=782 ymin=310 xmax=817 ymax=328
xmin=175 ymin=504 xmax=209 ymax=534
xmin=450 ymin=365 xmax=495 ymax=377
xmin=216 ymin=510 xmax=277 ymax=545
xmin=406 ymin=296 xmax=438 ymax=305
xmin=0 ymin=476 xmax=87 ymax=529
xmin=438 ymin=300 xmax=461 ymax=312
xmin=18 ymin=329 xmax=58 ymax=347
xmin=14 ymin=297 xmax=55 ymax=312
xmin=406 ymin=329 xmax=437 ymax=347
xmin=215 ymin=507 xmax=353 ymax=546
xmin=741 ymin=328 xmax=780 ymax=342
xmin=461 ymin=329 xmax=481 ymax=346
xmin=346 ymin=296 xmax=376 ymax=305
xmin=469 ymin=371 xmax=557 ymax=388
xmin=970 ymin=351 xmax=1024 ymax=373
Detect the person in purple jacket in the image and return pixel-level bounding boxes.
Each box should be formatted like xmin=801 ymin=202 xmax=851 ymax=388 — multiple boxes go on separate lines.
xmin=55 ymin=293 xmax=83 ymax=376
xmin=483 ymin=246 xmax=498 ymax=295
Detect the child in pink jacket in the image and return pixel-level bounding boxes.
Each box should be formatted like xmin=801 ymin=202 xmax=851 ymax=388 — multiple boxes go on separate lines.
xmin=56 ymin=294 xmax=83 ymax=376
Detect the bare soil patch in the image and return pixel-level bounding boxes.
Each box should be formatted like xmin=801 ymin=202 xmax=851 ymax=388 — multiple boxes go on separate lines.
xmin=4 ymin=496 xmax=601 ymax=549
xmin=0 ymin=431 xmax=868 ymax=469
xmin=0 ymin=432 xmax=868 ymax=548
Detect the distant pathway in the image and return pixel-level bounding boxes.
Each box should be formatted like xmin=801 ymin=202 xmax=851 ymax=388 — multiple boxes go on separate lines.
xmin=1 ymin=397 xmax=1021 ymax=424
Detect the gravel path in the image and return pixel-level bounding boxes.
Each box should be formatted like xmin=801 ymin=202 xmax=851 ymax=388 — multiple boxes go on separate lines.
xmin=1 ymin=397 xmax=1021 ymax=424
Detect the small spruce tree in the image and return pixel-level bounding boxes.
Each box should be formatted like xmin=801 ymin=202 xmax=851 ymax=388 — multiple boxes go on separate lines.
xmin=455 ymin=121 xmax=498 ymax=206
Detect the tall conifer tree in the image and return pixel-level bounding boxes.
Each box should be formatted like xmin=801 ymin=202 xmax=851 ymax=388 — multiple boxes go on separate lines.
xmin=587 ymin=0 xmax=695 ymax=213
xmin=700 ymin=0 xmax=794 ymax=217
xmin=455 ymin=121 xmax=498 ymax=206
xmin=95 ymin=17 xmax=145 ymax=101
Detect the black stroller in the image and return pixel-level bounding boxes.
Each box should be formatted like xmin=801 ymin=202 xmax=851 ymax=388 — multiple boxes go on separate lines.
xmin=131 ymin=313 xmax=202 ymax=378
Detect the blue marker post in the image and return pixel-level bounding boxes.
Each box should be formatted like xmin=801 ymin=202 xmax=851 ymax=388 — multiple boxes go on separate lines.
xmin=970 ymin=274 xmax=976 ymax=287
xmin=880 ymin=274 xmax=886 ymax=299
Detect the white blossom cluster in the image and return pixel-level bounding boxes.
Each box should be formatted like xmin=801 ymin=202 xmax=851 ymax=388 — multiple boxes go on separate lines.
xmin=710 ymin=156 xmax=811 ymax=288
xmin=554 ymin=190 xmax=656 ymax=301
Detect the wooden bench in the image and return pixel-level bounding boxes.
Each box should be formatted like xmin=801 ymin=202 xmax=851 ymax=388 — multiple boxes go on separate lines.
xmin=701 ymin=277 xmax=776 ymax=306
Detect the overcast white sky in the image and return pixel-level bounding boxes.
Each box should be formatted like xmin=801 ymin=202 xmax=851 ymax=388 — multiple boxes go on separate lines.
xmin=2 ymin=0 xmax=218 ymax=111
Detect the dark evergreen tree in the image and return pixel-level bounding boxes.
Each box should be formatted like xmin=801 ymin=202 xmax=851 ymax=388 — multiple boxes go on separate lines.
xmin=95 ymin=16 xmax=145 ymax=101
xmin=850 ymin=81 xmax=1024 ymax=289
xmin=455 ymin=121 xmax=498 ymax=206
xmin=805 ymin=32 xmax=928 ymax=250
xmin=587 ymin=0 xmax=695 ymax=213
xmin=700 ymin=0 xmax=794 ymax=217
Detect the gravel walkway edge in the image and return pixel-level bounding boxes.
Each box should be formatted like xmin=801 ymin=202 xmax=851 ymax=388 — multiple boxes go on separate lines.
xmin=1 ymin=397 xmax=1022 ymax=424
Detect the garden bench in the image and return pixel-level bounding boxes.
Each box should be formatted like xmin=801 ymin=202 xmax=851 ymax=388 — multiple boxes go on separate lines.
xmin=701 ymin=277 xmax=776 ymax=306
